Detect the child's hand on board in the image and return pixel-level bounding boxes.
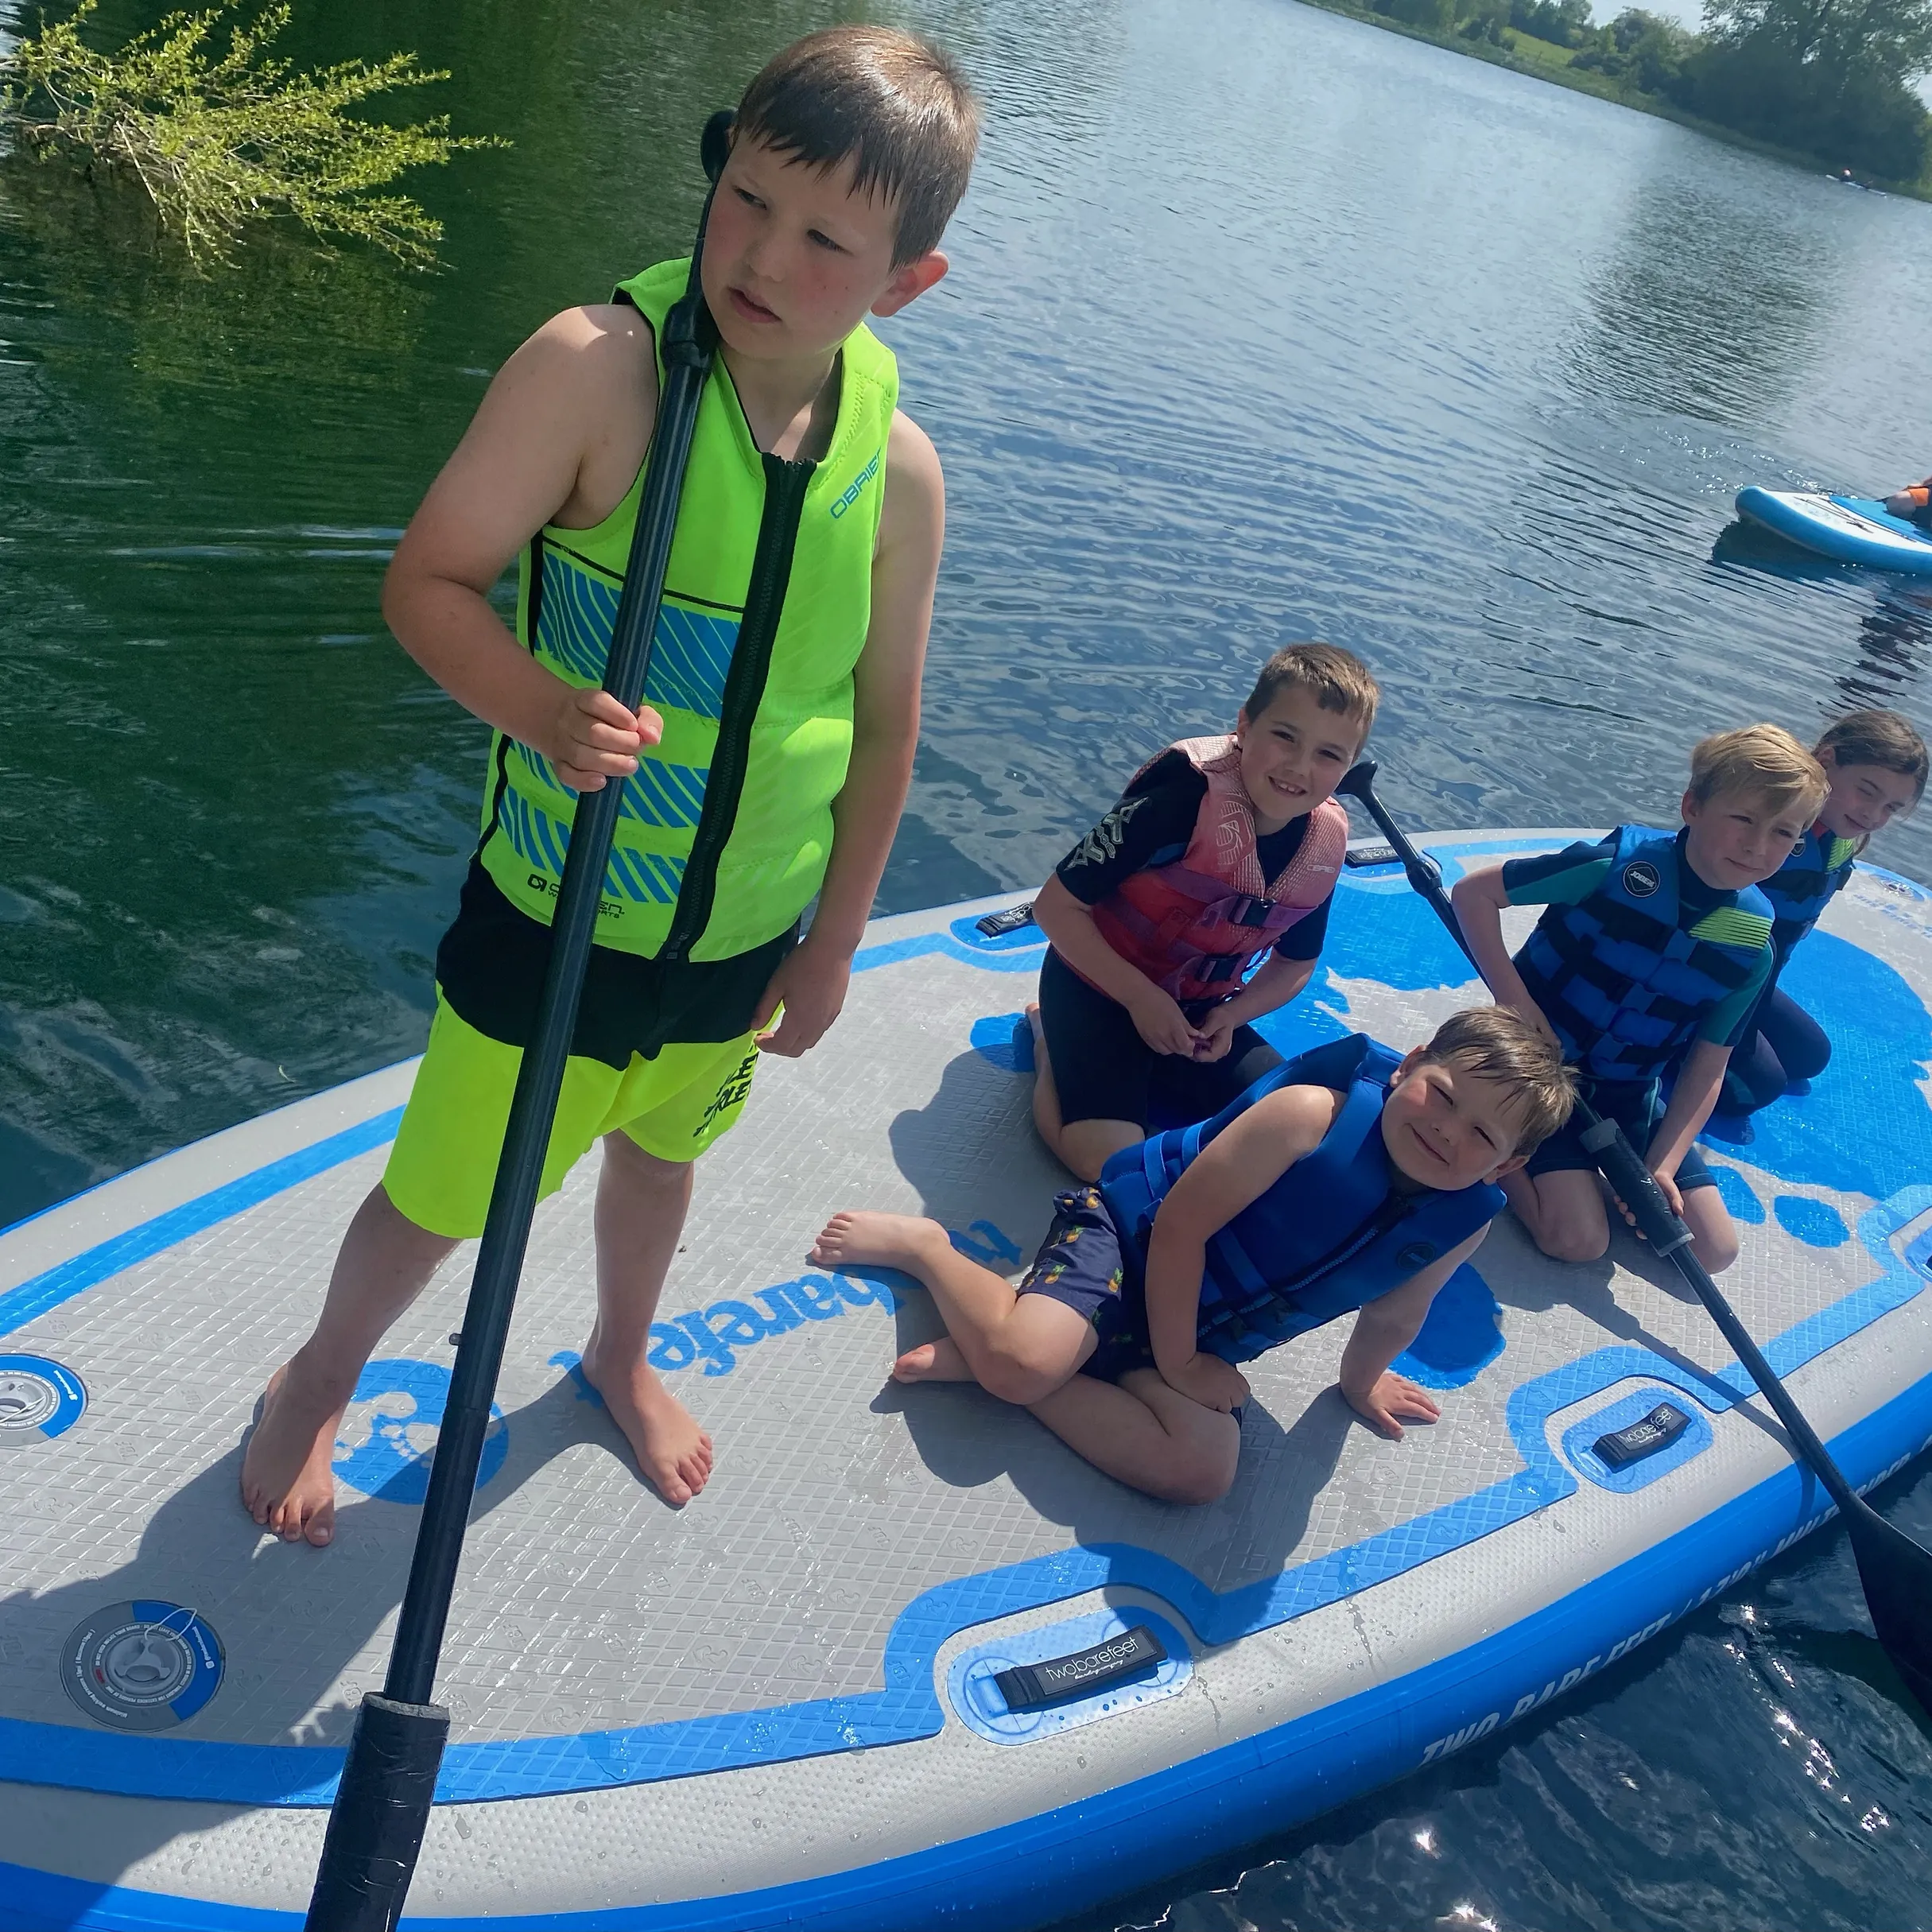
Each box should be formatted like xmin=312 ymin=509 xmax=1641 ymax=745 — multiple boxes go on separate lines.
xmin=1344 ymin=1371 xmax=1441 ymax=1440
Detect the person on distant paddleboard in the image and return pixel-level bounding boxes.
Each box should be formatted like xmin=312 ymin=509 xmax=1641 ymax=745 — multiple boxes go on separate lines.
xmin=239 ymin=28 xmax=980 ymax=1543
xmin=1452 ymin=726 xmax=1826 ymax=1275
xmin=1025 ymin=643 xmax=1377 ymax=1183
xmin=1883 ymin=479 xmax=1932 ymax=530
xmin=811 ymin=1009 xmax=1571 ymax=1503
xmin=1709 ymin=709 xmax=1926 ymax=1132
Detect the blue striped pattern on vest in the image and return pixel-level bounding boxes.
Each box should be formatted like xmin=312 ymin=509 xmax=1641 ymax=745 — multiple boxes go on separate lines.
xmin=497 ymin=784 xmax=688 ymax=905
xmin=536 ymin=559 xmax=739 ymax=724
xmin=511 ymin=742 xmax=711 ymax=832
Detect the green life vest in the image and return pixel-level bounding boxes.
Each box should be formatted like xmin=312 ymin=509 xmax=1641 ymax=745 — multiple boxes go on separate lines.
xmin=476 ymin=258 xmax=898 ymax=961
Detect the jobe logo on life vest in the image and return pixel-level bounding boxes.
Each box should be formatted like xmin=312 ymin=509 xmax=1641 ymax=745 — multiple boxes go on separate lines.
xmin=828 ymin=449 xmax=882 ymax=520
xmin=1621 ymin=860 xmax=1662 ymax=898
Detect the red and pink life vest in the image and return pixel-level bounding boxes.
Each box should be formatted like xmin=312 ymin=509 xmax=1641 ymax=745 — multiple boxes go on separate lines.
xmin=1088 ymin=735 xmax=1348 ymax=1005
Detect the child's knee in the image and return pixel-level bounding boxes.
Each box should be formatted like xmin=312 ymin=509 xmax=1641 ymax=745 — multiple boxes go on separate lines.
xmin=603 ymin=1132 xmax=692 ymax=1189
xmin=1146 ymin=1439 xmax=1238 ymax=1505
xmin=1540 ymin=1219 xmax=1609 ymax=1263
xmin=979 ymin=1349 xmax=1069 ymax=1408
xmin=1693 ymin=1222 xmax=1740 ymax=1273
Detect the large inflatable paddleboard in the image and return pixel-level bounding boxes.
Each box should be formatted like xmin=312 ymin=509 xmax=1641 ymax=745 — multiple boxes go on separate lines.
xmin=6 ymin=832 xmax=1932 ymax=1932
xmin=1736 ymin=486 xmax=1932 ymax=574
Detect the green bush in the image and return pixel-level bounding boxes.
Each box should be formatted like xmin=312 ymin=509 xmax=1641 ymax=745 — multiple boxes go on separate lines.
xmin=1673 ymin=32 xmax=1932 ymax=179
xmin=1569 ymin=7 xmax=1691 ymax=90
xmin=1375 ymin=0 xmax=1458 ymax=33
xmin=0 ymin=1 xmax=504 ymax=266
xmin=1509 ymin=0 xmax=1592 ymax=45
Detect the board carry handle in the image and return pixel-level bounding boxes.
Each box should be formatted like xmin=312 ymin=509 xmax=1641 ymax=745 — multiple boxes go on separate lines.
xmin=1335 ymin=758 xmax=1932 ymax=1718
xmin=302 ymin=111 xmax=738 ymax=1932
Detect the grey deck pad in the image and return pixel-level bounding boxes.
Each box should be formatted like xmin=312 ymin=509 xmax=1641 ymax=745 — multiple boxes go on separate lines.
xmin=2 ymin=833 xmax=1931 ymax=1811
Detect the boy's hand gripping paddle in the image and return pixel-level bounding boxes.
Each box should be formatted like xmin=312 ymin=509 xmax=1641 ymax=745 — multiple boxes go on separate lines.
xmin=1336 ymin=758 xmax=1932 ymax=1719
xmin=302 ymin=110 xmax=738 ymax=1932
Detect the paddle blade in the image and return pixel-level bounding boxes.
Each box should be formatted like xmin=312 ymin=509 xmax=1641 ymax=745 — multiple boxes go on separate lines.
xmin=1845 ymin=1496 xmax=1932 ymax=1717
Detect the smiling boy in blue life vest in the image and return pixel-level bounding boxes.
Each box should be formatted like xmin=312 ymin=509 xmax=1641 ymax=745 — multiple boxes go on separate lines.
xmin=239 ymin=29 xmax=980 ymax=1546
xmin=1027 ymin=644 xmax=1379 ymax=1185
xmin=810 ymin=1009 xmax=1573 ymax=1503
xmin=1451 ymin=725 xmax=1828 ymax=1276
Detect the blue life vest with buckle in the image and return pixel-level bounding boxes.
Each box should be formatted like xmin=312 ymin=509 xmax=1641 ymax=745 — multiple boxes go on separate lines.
xmin=1096 ymin=1034 xmax=1503 ymax=1366
xmin=1513 ymin=826 xmax=1772 ymax=1084
xmin=1759 ymin=824 xmax=1858 ymax=959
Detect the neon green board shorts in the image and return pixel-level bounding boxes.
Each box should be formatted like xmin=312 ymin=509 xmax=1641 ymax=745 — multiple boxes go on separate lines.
xmin=384 ymin=993 xmax=762 ymax=1239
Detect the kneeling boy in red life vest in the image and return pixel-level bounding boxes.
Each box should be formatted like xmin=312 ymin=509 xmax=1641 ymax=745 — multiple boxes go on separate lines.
xmin=810 ymin=1009 xmax=1573 ymax=1504
xmin=1026 ymin=643 xmax=1379 ymax=1184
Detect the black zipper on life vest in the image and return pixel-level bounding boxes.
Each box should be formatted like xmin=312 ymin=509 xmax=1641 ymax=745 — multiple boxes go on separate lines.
xmin=657 ymin=450 xmax=814 ymax=964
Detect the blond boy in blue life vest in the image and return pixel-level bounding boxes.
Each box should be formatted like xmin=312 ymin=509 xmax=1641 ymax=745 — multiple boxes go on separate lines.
xmin=1451 ymin=726 xmax=1827 ymax=1277
xmin=1027 ymin=644 xmax=1379 ymax=1184
xmin=811 ymin=1009 xmax=1573 ymax=1504
xmin=241 ymin=29 xmax=980 ymax=1544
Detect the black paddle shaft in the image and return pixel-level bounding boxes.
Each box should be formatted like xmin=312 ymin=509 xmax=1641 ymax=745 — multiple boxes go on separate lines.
xmin=304 ymin=111 xmax=736 ymax=1932
xmin=1335 ymin=760 xmax=1932 ymax=1715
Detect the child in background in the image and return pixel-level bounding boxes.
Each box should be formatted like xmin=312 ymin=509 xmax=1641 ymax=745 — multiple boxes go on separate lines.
xmin=812 ymin=1010 xmax=1572 ymax=1504
xmin=1715 ymin=709 xmax=1926 ymax=1127
xmin=1882 ymin=478 xmax=1932 ymax=530
xmin=1027 ymin=644 xmax=1376 ymax=1182
xmin=1451 ymin=726 xmax=1825 ymax=1275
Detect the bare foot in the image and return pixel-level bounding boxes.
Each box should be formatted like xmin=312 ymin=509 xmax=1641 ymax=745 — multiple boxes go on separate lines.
xmin=1026 ymin=1002 xmax=1045 ymax=1049
xmin=579 ymin=1340 xmax=713 ymax=1506
xmin=239 ymin=1363 xmax=345 ymax=1547
xmin=810 ymin=1209 xmax=945 ymax=1274
xmin=893 ymin=1336 xmax=975 ymax=1383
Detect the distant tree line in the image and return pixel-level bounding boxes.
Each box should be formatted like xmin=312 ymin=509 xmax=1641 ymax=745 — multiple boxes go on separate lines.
xmin=1367 ymin=0 xmax=1932 ymax=181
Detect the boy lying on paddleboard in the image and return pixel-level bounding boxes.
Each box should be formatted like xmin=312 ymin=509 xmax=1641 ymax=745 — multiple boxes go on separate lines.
xmin=1452 ymin=726 xmax=1827 ymax=1276
xmin=241 ymin=29 xmax=980 ymax=1542
xmin=812 ymin=1009 xmax=1572 ymax=1503
xmin=1026 ymin=643 xmax=1378 ymax=1182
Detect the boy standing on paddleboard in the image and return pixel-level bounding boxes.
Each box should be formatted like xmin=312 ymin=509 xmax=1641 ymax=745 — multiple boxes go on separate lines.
xmin=813 ymin=1009 xmax=1572 ymax=1503
xmin=242 ymin=29 xmax=980 ymax=1542
xmin=1451 ymin=726 xmax=1826 ymax=1275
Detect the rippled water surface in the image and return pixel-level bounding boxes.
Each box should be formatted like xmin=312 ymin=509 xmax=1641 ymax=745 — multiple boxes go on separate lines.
xmin=4 ymin=0 xmax=1932 ymax=1925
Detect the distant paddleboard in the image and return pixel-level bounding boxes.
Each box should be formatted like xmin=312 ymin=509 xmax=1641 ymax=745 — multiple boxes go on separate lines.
xmin=1736 ymin=487 xmax=1932 ymax=575
xmin=6 ymin=840 xmax=1932 ymax=1930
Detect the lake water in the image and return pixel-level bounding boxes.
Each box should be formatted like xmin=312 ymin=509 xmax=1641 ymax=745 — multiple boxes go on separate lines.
xmin=4 ymin=0 xmax=1932 ymax=1924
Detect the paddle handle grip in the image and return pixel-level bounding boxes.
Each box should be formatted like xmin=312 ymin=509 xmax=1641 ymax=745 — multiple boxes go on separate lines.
xmin=302 ymin=1697 xmax=448 ymax=1932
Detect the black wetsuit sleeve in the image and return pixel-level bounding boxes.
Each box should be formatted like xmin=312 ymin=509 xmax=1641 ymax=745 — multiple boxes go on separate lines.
xmin=1272 ymin=887 xmax=1333 ymax=961
xmin=1054 ymin=771 xmax=1208 ymax=905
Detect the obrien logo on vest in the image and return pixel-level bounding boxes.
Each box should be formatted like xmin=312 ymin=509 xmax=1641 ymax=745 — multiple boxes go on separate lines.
xmin=1621 ymin=860 xmax=1662 ymax=898
xmin=830 ymin=448 xmax=883 ymax=519
xmin=1396 ymin=1241 xmax=1439 ymax=1272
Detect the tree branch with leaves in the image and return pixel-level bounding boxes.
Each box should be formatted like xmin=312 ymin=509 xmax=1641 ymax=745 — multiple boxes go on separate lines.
xmin=0 ymin=1 xmax=506 ymax=267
